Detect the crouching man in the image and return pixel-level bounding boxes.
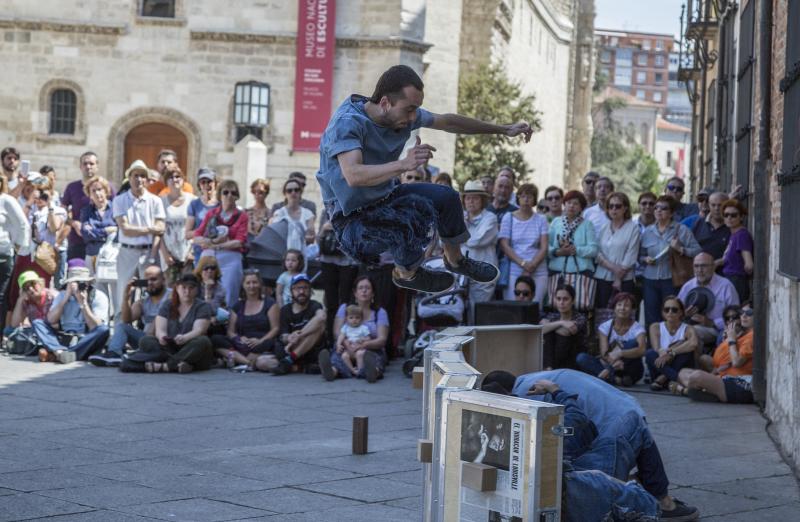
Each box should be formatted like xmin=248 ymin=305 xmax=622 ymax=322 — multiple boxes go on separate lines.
xmin=33 ymin=260 xmax=110 ymax=363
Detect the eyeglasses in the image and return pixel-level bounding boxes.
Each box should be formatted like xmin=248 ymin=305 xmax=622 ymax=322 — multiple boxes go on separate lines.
xmin=285 ymin=187 xmax=302 ymax=193
xmin=252 ymin=190 xmax=267 ymax=196
xmin=405 ymin=176 xmax=422 ymax=182
xmin=724 ymin=315 xmax=740 ymax=322
xmin=741 ymin=308 xmax=754 ymax=317
xmin=655 ymin=205 xmax=671 ymax=211
xmin=666 ymin=184 xmax=684 ymax=192
xmin=723 ymin=212 xmax=740 ymax=218
xmin=243 ymin=268 xmax=261 ymax=275
xmin=546 ymin=195 xmax=562 ymax=201
xmin=514 ymin=290 xmax=531 ymax=297
xmin=221 ymin=190 xmax=238 ymax=197
xmin=639 ymin=201 xmax=655 ymax=207
xmin=607 ymin=203 xmax=624 ymax=210
xmin=662 ymin=306 xmax=681 ymax=314
xmin=202 ymin=265 xmax=218 ymax=271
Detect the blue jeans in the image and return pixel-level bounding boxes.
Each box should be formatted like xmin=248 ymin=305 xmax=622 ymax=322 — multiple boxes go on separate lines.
xmin=330 ymin=348 xmax=385 ymax=379
xmin=576 ymin=352 xmax=644 ymax=384
xmin=108 ymin=323 xmax=147 ymax=356
xmin=564 ymin=468 xmax=660 ymax=522
xmin=645 ymin=348 xmax=694 ymax=382
xmin=642 ymin=278 xmax=677 ymax=328
xmin=32 ymin=319 xmax=110 ymax=360
xmin=331 ymin=183 xmax=469 ymax=270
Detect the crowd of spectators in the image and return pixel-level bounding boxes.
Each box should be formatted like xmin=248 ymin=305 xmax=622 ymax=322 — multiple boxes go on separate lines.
xmin=0 ymin=145 xmax=756 ymax=401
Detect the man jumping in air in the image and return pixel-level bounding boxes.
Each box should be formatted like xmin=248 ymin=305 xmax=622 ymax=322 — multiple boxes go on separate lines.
xmin=316 ymin=65 xmax=533 ymax=294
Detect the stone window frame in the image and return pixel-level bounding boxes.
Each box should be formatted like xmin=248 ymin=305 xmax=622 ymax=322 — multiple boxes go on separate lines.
xmin=134 ymin=0 xmax=187 ymax=26
xmin=37 ymin=79 xmax=86 ymax=145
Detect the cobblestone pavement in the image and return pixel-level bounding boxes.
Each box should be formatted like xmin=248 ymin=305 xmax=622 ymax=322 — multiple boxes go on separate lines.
xmin=0 ymin=355 xmax=797 ymax=521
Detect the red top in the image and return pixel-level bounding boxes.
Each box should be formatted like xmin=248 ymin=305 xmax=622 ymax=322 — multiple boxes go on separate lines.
xmin=194 ymin=206 xmax=249 ymax=253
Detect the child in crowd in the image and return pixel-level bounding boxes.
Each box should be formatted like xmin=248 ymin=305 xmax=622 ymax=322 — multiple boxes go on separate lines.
xmin=335 ymin=304 xmax=371 ymax=376
xmin=275 ymin=249 xmax=303 ymax=308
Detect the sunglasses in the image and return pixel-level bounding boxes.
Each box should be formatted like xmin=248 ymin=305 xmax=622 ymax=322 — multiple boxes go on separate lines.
xmin=546 ymin=195 xmax=562 ymax=201
xmin=724 ymin=315 xmax=740 ymax=322
xmin=607 ymin=203 xmax=624 ymax=210
xmin=221 ymin=190 xmax=238 ymax=197
xmin=202 ymin=265 xmax=218 ymax=271
xmin=655 ymin=205 xmax=671 ymax=211
xmin=666 ymin=184 xmax=684 ymax=192
xmin=639 ymin=201 xmax=655 ymax=207
xmin=252 ymin=190 xmax=267 ymax=195
xmin=285 ymin=187 xmax=302 ymax=193
xmin=662 ymin=306 xmax=681 ymax=314
xmin=514 ymin=290 xmax=531 ymax=297
xmin=405 ymin=176 xmax=422 ymax=181
xmin=583 ymin=179 xmax=596 ymax=185
xmin=741 ymin=308 xmax=754 ymax=316
xmin=723 ymin=212 xmax=740 ymax=218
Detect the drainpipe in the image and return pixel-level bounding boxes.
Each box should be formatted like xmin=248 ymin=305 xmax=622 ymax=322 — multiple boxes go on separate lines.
xmin=751 ymin=0 xmax=772 ymax=406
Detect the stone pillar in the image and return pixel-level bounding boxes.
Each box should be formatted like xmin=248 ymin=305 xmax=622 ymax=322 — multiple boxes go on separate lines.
xmin=233 ymin=135 xmax=268 ymax=208
xmin=566 ymin=0 xmax=596 ymax=189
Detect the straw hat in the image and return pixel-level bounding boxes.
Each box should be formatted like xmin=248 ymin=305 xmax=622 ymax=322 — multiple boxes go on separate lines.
xmin=124 ymin=159 xmax=150 ymax=180
xmin=461 ymin=179 xmax=490 ymax=198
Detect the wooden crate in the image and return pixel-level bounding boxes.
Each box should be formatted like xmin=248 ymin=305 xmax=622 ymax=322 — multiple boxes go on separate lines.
xmin=437 ymin=325 xmax=544 ymax=377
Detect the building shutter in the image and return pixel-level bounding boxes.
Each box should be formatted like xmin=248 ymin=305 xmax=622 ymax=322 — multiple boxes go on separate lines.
xmin=735 ymin=0 xmax=755 ymax=192
xmin=717 ymin=8 xmax=738 ymax=189
xmin=705 ymin=80 xmax=717 ymax=184
xmin=49 ymin=89 xmax=76 ymax=135
xmin=778 ymin=0 xmax=800 ymax=279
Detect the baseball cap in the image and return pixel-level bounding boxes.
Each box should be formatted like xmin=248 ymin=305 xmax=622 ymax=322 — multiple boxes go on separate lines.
xmin=290 ymin=273 xmax=311 ymax=287
xmin=197 ymin=167 xmax=217 ymax=181
xmin=17 ymin=271 xmax=42 ymax=289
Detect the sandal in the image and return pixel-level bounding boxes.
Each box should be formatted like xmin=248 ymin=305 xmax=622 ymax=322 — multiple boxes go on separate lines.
xmin=145 ymin=361 xmax=169 ymax=373
xmin=650 ymin=376 xmax=668 ymax=391
xmin=668 ymin=381 xmax=687 ymax=396
xmin=177 ymin=361 xmax=194 ymax=374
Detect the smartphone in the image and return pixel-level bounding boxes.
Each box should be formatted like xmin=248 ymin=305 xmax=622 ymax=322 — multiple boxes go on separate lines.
xmin=20 ymin=160 xmax=30 ymax=178
xmin=132 ymin=279 xmax=149 ymax=288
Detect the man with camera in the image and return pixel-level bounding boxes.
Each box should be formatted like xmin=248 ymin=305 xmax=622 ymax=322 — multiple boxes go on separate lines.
xmin=89 ymin=264 xmax=171 ymax=367
xmin=32 ymin=260 xmax=110 ymax=363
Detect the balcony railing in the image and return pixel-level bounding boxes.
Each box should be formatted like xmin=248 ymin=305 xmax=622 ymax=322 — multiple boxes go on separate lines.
xmin=685 ymin=0 xmax=720 ymax=40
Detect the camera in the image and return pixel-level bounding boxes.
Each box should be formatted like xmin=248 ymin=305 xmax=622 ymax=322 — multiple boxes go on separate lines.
xmin=77 ymin=282 xmax=89 ymax=292
xmin=132 ymin=279 xmax=149 ymax=288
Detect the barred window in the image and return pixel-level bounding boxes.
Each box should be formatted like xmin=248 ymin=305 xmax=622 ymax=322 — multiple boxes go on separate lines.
xmin=141 ymin=0 xmax=175 ymax=18
xmin=778 ymin=0 xmax=800 ymax=279
xmin=49 ymin=89 xmax=76 ymax=135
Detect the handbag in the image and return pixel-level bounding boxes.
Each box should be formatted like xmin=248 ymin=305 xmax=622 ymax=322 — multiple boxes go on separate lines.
xmin=33 ymin=241 xmax=58 ymax=275
xmin=669 ymin=249 xmax=693 ymax=287
xmin=547 ymin=256 xmax=597 ymax=312
xmin=95 ymin=234 xmax=119 ymax=283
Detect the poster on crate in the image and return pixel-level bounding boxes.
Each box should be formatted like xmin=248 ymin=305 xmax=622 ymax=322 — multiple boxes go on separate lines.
xmin=457 ymin=410 xmax=526 ymax=521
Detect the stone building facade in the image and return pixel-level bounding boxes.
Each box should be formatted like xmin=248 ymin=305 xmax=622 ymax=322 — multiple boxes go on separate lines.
xmin=2 ymin=0 xmax=591 ymax=203
xmin=679 ymin=0 xmax=800 ymax=471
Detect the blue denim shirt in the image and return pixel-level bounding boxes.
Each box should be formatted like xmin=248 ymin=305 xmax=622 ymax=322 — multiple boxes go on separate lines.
xmin=315 ymin=95 xmax=434 ymax=216
xmin=79 ymin=204 xmax=116 ymax=256
xmin=639 ymin=221 xmax=701 ymax=280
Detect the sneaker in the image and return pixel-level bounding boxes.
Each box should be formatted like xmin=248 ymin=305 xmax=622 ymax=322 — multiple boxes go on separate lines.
xmin=230 ymin=364 xmax=253 ymax=373
xmin=88 ymin=352 xmax=123 ymax=368
xmin=38 ymin=348 xmax=56 ymax=363
xmin=687 ymin=388 xmax=720 ymax=403
xmin=444 ymin=254 xmax=499 ymax=284
xmin=318 ymin=349 xmax=335 ymax=381
xmin=272 ymin=356 xmax=294 ymax=375
xmin=392 ymin=266 xmax=455 ymax=294
xmin=362 ymin=351 xmax=379 ymax=384
xmin=661 ymin=498 xmax=699 ymax=521
xmin=56 ymin=350 xmax=76 ymax=364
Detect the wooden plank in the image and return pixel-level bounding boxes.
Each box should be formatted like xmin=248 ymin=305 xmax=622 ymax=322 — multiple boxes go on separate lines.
xmin=412 ymin=366 xmax=424 ymax=389
xmin=352 ymin=416 xmax=368 ymax=455
xmin=461 ymin=462 xmax=497 ymax=492
xmin=417 ymin=439 xmax=433 ymax=463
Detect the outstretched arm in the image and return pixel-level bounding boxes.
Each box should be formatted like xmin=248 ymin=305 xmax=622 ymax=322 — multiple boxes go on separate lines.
xmin=430 ymin=113 xmax=533 ymax=142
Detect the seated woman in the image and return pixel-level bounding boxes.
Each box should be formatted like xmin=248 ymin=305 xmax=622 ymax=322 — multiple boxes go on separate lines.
xmin=123 ymin=274 xmax=214 ymax=374
xmin=317 ymin=276 xmax=389 ymax=383
xmin=674 ymin=303 xmax=754 ymax=403
xmin=539 ymin=283 xmax=587 ymax=370
xmin=195 ymin=256 xmax=227 ymax=335
xmin=211 ymin=269 xmax=279 ymax=371
xmin=577 ymin=292 xmax=646 ymax=386
xmin=645 ymin=296 xmax=699 ymax=393
xmin=512 ymin=275 xmax=535 ymax=302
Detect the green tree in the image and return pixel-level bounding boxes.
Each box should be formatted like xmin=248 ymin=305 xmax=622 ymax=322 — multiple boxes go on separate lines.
xmin=453 ymin=64 xmax=542 ymax=187
xmin=591 ymin=97 xmax=663 ymax=195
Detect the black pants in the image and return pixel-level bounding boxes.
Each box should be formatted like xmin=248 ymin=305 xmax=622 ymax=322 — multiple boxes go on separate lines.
xmin=543 ymin=332 xmax=584 ymax=370
xmin=210 ymin=334 xmax=275 ymax=355
xmin=128 ymin=336 xmax=215 ymax=372
xmin=320 ymin=262 xmax=359 ymax=339
xmin=0 ymin=254 xmax=14 ymax=340
xmin=595 ymin=279 xmax=636 ymax=309
xmin=727 ymin=274 xmax=750 ymax=303
xmin=66 ymin=242 xmax=86 ymax=263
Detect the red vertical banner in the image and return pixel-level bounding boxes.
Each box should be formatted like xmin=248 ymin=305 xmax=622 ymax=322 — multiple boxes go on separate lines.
xmin=292 ymin=0 xmax=336 ymax=152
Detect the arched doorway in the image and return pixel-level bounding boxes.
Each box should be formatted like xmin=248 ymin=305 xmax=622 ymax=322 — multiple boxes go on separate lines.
xmin=124 ymin=122 xmax=189 ymax=181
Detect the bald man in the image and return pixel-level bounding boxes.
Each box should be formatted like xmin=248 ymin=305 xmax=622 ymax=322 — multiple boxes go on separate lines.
xmin=677 ymin=252 xmax=740 ymax=351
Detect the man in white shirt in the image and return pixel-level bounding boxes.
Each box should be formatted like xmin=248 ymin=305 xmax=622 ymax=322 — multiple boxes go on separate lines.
xmin=583 ymin=176 xmax=614 ymax=236
xmin=112 ymin=160 xmax=165 ymax=316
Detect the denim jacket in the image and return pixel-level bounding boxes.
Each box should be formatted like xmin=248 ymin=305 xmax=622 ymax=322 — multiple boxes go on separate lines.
xmin=639 ymin=221 xmax=701 ymax=280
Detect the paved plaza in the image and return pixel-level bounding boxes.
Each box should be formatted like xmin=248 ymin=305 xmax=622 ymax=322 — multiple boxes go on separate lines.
xmin=0 ymin=354 xmax=798 ymax=521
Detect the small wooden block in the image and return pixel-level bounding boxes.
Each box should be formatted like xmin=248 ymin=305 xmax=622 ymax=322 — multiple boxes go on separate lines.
xmin=412 ymin=366 xmax=424 ymax=389
xmin=352 ymin=416 xmax=368 ymax=455
xmin=461 ymin=462 xmax=497 ymax=492
xmin=417 ymin=439 xmax=433 ymax=463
